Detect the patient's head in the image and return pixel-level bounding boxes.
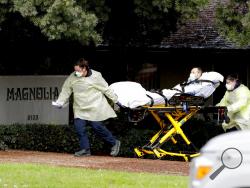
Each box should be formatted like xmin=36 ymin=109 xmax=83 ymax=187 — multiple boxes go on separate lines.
xmin=188 ymin=67 xmax=203 ymax=82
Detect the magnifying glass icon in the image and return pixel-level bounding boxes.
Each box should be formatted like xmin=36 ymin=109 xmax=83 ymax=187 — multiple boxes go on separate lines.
xmin=210 ymin=147 xmax=243 ymax=180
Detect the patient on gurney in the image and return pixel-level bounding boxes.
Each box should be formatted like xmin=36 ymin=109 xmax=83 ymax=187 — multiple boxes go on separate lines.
xmin=110 ymin=68 xmax=224 ymax=109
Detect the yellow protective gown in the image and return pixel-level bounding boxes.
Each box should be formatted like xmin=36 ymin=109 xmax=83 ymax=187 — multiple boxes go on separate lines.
xmin=217 ymin=84 xmax=250 ymax=131
xmin=56 ymin=70 xmax=118 ymax=121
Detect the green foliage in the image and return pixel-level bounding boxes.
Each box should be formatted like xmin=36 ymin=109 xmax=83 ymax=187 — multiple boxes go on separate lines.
xmin=0 ymin=0 xmax=209 ymax=46
xmin=131 ymin=0 xmax=209 ymax=44
xmin=134 ymin=0 xmax=207 ymax=21
xmin=0 ymin=123 xmax=156 ymax=157
xmin=0 ymin=116 xmax=223 ymax=160
xmin=72 ymin=0 xmax=111 ymax=40
xmin=152 ymin=0 xmax=208 ymax=20
xmin=0 ymin=0 xmax=11 ymax=23
xmin=216 ymin=0 xmax=250 ymax=47
xmin=78 ymin=0 xmax=110 ymax=28
xmin=0 ymin=0 xmax=102 ymax=44
xmin=0 ymin=124 xmax=79 ymax=152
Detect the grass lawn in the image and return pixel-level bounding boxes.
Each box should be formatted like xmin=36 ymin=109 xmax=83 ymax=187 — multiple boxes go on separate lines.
xmin=0 ymin=163 xmax=189 ymax=188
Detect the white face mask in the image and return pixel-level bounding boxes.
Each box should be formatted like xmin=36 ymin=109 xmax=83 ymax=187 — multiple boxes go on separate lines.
xmin=225 ymin=83 xmax=234 ymax=91
xmin=75 ymin=71 xmax=83 ymax=78
xmin=188 ymin=73 xmax=197 ymax=82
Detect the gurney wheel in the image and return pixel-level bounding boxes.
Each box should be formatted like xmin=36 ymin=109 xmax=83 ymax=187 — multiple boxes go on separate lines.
xmin=134 ymin=147 xmax=145 ymax=158
xmin=136 ymin=155 xmax=144 ymax=159
xmin=133 ymin=151 xmax=143 ymax=158
xmin=134 ymin=153 xmax=146 ymax=159
xmin=156 ymin=157 xmax=163 ymax=160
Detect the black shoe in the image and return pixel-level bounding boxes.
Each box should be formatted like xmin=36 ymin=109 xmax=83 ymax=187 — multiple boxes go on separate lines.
xmin=74 ymin=149 xmax=91 ymax=157
xmin=110 ymin=140 xmax=121 ymax=157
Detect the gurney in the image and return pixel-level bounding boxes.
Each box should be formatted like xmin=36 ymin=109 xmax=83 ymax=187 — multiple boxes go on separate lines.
xmin=130 ymin=96 xmax=229 ymax=161
xmin=110 ymin=72 xmax=227 ymax=161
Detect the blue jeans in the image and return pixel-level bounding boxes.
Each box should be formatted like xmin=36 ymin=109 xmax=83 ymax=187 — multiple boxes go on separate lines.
xmin=74 ymin=118 xmax=116 ymax=150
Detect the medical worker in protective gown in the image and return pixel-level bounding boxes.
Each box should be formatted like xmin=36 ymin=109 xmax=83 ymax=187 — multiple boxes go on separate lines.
xmin=217 ymin=74 xmax=250 ymax=131
xmin=53 ymin=58 xmax=121 ymax=157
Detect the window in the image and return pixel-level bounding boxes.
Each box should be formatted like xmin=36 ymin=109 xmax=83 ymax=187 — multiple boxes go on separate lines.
xmin=127 ymin=63 xmax=159 ymax=90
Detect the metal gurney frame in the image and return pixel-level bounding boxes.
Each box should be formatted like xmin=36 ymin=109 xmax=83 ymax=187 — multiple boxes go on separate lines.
xmin=132 ymin=95 xmax=228 ymax=161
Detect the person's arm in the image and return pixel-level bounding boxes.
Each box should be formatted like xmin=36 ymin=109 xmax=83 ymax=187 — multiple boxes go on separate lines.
xmin=216 ymin=92 xmax=227 ymax=106
xmin=94 ymin=72 xmax=118 ymax=103
xmin=183 ymin=83 xmax=203 ymax=95
xmin=194 ymin=84 xmax=215 ymax=98
xmin=55 ymin=75 xmax=73 ymax=106
xmin=227 ymin=89 xmax=248 ymax=113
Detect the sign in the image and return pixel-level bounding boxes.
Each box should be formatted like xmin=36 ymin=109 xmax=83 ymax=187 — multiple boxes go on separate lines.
xmin=0 ymin=76 xmax=69 ymax=125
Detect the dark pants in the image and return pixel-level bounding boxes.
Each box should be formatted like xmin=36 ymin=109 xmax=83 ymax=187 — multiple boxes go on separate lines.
xmin=74 ymin=118 xmax=116 ymax=150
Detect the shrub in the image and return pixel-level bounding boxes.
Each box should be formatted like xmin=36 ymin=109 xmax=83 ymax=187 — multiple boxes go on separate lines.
xmin=0 ymin=116 xmax=223 ymax=160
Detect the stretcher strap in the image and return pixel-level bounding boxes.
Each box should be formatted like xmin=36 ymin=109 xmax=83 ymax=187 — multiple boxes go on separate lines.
xmin=171 ymin=88 xmax=183 ymax=93
xmin=180 ymin=79 xmax=217 ymax=93
xmin=146 ymin=94 xmax=154 ymax=107
xmin=154 ymin=91 xmax=168 ymax=106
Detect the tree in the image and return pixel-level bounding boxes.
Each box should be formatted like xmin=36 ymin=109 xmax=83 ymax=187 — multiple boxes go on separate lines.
xmin=0 ymin=0 xmax=102 ymax=45
xmin=216 ymin=0 xmax=250 ymax=47
xmin=104 ymin=0 xmax=208 ymax=46
xmin=0 ymin=0 xmax=208 ymax=46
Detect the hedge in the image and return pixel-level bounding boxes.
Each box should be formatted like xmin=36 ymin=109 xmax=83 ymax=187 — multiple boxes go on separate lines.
xmin=0 ymin=115 xmax=224 ymax=160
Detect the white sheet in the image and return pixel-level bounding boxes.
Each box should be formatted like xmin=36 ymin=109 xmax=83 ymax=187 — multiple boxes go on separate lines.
xmin=110 ymin=81 xmax=150 ymax=108
xmin=110 ymin=72 xmax=224 ymax=109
